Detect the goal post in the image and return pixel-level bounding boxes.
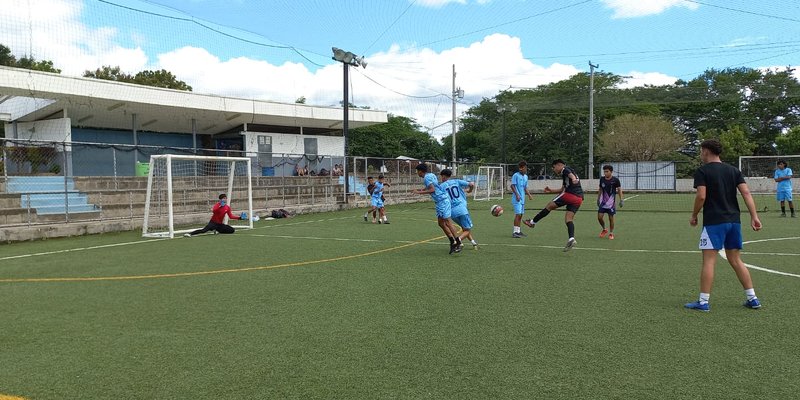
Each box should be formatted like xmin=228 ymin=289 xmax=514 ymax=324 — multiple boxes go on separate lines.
xmin=474 ymin=166 xmax=505 ymax=201
xmin=142 ymin=154 xmax=254 ymax=238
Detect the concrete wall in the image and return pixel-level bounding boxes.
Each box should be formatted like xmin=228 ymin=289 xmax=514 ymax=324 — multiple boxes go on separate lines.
xmin=243 ymin=131 xmax=343 ymax=157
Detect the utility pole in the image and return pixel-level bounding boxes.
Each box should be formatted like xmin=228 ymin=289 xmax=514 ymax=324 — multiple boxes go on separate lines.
xmin=588 ymin=61 xmax=599 ymax=179
xmin=451 ymin=64 xmax=463 ymax=174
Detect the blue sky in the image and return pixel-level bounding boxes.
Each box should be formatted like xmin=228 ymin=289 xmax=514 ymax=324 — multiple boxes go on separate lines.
xmin=2 ymin=0 xmax=799 ymax=138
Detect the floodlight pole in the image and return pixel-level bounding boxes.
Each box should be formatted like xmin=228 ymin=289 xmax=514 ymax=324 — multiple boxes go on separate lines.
xmin=588 ymin=61 xmax=599 ymax=178
xmin=332 ymin=47 xmax=367 ymax=204
xmin=343 ymin=62 xmax=351 ymax=200
xmin=451 ymin=65 xmax=463 ymax=174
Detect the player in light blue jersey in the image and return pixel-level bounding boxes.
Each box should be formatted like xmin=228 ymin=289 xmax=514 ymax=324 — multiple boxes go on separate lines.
xmin=510 ymin=161 xmax=533 ymax=238
xmin=440 ymin=169 xmax=478 ymax=249
xmin=774 ymin=160 xmax=795 ymax=217
xmin=372 ymin=175 xmax=391 ymax=224
xmin=412 ymin=163 xmax=462 ymax=254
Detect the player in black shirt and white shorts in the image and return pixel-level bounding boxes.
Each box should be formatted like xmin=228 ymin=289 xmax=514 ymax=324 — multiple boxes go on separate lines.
xmin=524 ymin=159 xmax=584 ymax=251
xmin=685 ymin=139 xmax=763 ymax=312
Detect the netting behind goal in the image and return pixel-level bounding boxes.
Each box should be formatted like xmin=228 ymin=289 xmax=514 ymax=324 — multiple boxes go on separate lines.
xmin=473 ymin=166 xmax=505 ymax=201
xmin=142 ymin=155 xmax=254 ymax=238
xmin=740 ymin=155 xmax=800 ymax=180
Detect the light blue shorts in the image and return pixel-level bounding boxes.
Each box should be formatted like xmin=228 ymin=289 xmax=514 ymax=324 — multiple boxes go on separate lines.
xmin=777 ymin=189 xmax=793 ymax=202
xmin=371 ymin=197 xmax=384 ymax=208
xmin=699 ymin=223 xmax=742 ymax=250
xmin=435 ymin=200 xmax=452 ymax=219
xmin=512 ymin=202 xmax=525 ymax=215
xmin=451 ymin=213 xmax=473 ymax=230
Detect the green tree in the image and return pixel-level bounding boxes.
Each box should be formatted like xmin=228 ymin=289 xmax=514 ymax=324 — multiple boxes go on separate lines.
xmin=83 ymin=65 xmax=134 ymax=82
xmin=349 ymin=114 xmax=442 ymax=159
xmin=0 ymin=44 xmax=61 ymax=73
xmin=133 ymin=69 xmax=192 ymax=91
xmin=775 ymin=126 xmax=800 ymax=154
xmin=700 ymin=125 xmax=757 ymax=164
xmin=84 ymin=66 xmax=192 ymax=91
xmin=598 ymin=114 xmax=684 ymax=161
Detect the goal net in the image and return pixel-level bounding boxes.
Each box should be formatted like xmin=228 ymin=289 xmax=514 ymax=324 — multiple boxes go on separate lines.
xmin=740 ymin=155 xmax=800 ymax=180
xmin=473 ymin=166 xmax=505 ymax=201
xmin=142 ymin=155 xmax=254 ymax=238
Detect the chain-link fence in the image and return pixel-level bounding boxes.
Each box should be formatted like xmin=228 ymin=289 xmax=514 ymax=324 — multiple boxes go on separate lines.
xmin=0 ymin=139 xmax=510 ymax=230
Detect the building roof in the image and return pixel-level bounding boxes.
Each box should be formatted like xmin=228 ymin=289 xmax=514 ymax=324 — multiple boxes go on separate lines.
xmin=0 ymin=66 xmax=387 ymax=135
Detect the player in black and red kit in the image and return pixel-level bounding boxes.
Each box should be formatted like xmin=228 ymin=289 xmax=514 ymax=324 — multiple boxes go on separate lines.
xmin=524 ymin=159 xmax=584 ymax=251
xmin=184 ymin=193 xmax=245 ymax=237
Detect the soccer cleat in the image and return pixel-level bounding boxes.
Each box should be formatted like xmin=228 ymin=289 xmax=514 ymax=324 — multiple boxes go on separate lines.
xmin=472 ymin=243 xmax=479 ymax=250
xmin=780 ymin=212 xmax=787 ymax=217
xmin=684 ymin=300 xmax=710 ymax=312
xmin=184 ymin=233 xmax=191 ymax=238
xmin=608 ymin=233 xmax=615 ymax=240
xmin=563 ymin=237 xmax=576 ymax=252
xmin=382 ymin=220 xmax=390 ymax=224
xmin=599 ymin=229 xmax=608 ymax=238
xmin=449 ymin=244 xmax=456 ymax=254
xmin=792 ymin=213 xmax=797 ymax=218
xmin=523 ymin=219 xmax=535 ymax=228
xmin=453 ymin=244 xmax=462 ymax=253
xmin=512 ymin=232 xmax=523 ymax=238
xmin=743 ymin=298 xmax=761 ymax=309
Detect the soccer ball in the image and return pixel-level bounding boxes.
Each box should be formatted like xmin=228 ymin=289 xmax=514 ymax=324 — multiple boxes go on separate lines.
xmin=491 ymin=204 xmax=503 ymax=217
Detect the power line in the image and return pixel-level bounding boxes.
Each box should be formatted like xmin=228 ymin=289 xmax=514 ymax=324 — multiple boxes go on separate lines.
xmin=363 ymin=0 xmax=417 ymax=54
xmin=685 ymin=0 xmax=800 ymax=23
xmin=98 ymin=0 xmax=327 ymax=67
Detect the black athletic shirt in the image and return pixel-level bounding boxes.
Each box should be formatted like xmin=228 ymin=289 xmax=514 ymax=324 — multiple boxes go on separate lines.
xmin=693 ymin=162 xmax=746 ymax=225
xmin=561 ymin=166 xmax=584 ymax=197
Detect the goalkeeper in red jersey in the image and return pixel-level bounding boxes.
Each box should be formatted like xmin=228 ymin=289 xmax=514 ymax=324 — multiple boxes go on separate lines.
xmin=184 ymin=193 xmax=246 ymax=237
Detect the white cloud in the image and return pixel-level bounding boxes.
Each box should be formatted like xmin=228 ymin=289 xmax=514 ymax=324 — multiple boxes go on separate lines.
xmin=0 ymin=0 xmax=149 ymax=75
xmin=617 ymin=71 xmax=679 ymax=88
xmin=601 ymin=0 xmax=698 ymax=18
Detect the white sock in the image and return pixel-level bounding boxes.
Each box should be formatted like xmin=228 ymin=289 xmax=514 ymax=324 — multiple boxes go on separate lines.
xmin=513 ymin=226 xmax=520 ymax=233
xmin=699 ymin=292 xmax=710 ymax=304
xmin=471 ymin=240 xmax=477 ymax=245
xmin=744 ymin=288 xmax=756 ymax=301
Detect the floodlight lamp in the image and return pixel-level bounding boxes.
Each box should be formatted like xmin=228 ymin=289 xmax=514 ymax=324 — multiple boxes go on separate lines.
xmin=342 ymin=51 xmax=356 ymax=64
xmin=332 ymin=47 xmax=347 ymax=62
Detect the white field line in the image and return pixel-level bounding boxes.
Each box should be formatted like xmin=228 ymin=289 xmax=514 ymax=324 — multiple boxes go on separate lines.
xmin=718 ymin=237 xmax=800 ymax=278
xmin=623 ymin=194 xmax=641 ymax=201
xmin=0 ymin=239 xmax=168 ymax=261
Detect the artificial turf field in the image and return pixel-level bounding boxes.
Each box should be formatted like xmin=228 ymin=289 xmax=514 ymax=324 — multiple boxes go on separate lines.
xmin=1 ymin=196 xmax=799 ymax=399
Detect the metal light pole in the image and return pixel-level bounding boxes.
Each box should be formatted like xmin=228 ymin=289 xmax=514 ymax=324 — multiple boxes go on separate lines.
xmin=497 ymin=104 xmax=516 ymax=165
xmin=332 ymin=47 xmax=367 ymax=203
xmin=451 ymin=64 xmax=464 ymax=173
xmin=588 ymin=61 xmax=599 ymax=178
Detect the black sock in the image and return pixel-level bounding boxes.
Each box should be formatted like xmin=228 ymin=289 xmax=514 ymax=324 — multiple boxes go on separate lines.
xmin=455 ymin=237 xmax=462 ymax=246
xmin=781 ymin=205 xmax=786 ymax=213
xmin=448 ymin=236 xmax=455 ymax=245
xmin=566 ymin=221 xmax=575 ymax=238
xmin=533 ymin=209 xmax=550 ymax=223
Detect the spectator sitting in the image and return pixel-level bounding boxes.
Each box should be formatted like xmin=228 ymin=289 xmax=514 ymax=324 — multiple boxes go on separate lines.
xmin=295 ymin=164 xmax=303 ymax=176
xmin=319 ymin=168 xmax=330 ymax=176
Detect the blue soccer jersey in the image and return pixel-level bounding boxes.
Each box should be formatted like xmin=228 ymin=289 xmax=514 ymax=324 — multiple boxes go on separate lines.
xmin=441 ymin=179 xmax=471 ymax=217
xmin=424 ymin=173 xmax=448 ymax=203
xmin=372 ymin=182 xmax=384 ymax=199
xmin=775 ymin=167 xmax=793 ymax=192
xmin=510 ymin=172 xmax=528 ymax=205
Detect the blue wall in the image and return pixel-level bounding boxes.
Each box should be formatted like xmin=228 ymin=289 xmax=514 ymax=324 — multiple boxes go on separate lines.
xmin=71 ymin=128 xmax=195 ymax=176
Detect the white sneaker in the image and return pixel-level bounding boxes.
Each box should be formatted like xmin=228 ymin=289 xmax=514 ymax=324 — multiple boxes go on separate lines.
xmin=184 ymin=233 xmax=191 ymax=238
xmin=563 ymin=237 xmax=576 ymax=252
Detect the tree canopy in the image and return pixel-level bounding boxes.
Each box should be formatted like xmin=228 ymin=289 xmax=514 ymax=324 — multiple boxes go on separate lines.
xmin=83 ymin=65 xmax=192 ymax=91
xmin=349 ymin=115 xmax=443 ymax=160
xmin=0 ymin=44 xmax=61 ymax=73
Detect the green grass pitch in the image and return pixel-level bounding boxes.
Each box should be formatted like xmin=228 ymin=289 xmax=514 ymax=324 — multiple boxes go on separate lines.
xmin=1 ymin=196 xmax=799 ymax=399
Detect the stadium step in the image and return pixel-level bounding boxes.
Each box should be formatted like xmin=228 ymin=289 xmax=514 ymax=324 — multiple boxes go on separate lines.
xmin=6 ymin=176 xmax=99 ymax=215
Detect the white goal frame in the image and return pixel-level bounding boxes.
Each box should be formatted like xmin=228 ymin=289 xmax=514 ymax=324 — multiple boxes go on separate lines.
xmin=142 ymin=154 xmax=254 ymax=238
xmin=473 ymin=166 xmax=505 ymax=201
